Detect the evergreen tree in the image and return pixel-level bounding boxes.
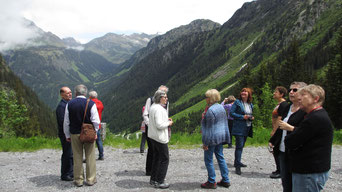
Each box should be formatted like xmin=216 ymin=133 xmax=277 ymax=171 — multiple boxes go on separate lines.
xmin=324 ymin=27 xmax=342 ymax=129
xmin=279 ymin=38 xmax=310 ymax=87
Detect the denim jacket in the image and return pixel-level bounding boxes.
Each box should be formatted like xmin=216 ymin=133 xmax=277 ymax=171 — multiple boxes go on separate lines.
xmin=201 ymin=103 xmax=230 ymax=146
xmin=230 ymin=99 xmax=254 ymax=137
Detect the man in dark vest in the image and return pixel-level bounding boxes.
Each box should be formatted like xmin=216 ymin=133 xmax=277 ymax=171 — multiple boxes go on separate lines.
xmin=56 ymin=86 xmax=73 ymax=181
xmin=143 ymin=85 xmax=169 ymax=178
xmin=64 ymin=84 xmax=100 ymax=187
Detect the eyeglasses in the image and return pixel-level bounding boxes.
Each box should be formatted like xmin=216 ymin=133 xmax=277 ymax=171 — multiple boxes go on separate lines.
xmin=288 ymin=88 xmax=298 ymax=93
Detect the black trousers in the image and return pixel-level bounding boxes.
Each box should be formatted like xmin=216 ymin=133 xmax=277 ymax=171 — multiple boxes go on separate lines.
xmin=150 ymin=139 xmax=169 ymax=183
xmin=145 ymin=125 xmax=153 ymax=174
xmin=140 ymin=132 xmax=147 ymax=152
xmin=59 ymin=135 xmax=73 ymax=179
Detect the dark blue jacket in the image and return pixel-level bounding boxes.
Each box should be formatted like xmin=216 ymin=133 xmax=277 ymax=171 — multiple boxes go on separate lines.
xmin=230 ymin=99 xmax=254 ymax=137
xmin=67 ymin=97 xmax=95 ymax=134
xmin=56 ymin=99 xmax=68 ymax=137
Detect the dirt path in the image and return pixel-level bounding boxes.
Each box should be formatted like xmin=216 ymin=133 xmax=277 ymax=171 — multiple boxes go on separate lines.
xmin=1 ymin=146 xmax=341 ymax=191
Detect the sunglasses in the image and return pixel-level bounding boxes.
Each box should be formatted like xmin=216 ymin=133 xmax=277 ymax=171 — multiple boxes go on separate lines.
xmin=288 ymin=88 xmax=298 ymax=93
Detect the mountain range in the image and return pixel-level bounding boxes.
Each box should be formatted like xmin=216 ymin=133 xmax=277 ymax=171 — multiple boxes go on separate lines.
xmin=1 ymin=0 xmax=342 ymax=136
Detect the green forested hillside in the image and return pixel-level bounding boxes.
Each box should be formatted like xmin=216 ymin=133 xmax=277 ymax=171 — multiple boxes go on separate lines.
xmin=101 ymin=0 xmax=342 ymax=133
xmin=0 ymin=54 xmax=57 ymax=137
xmin=4 ymin=47 xmax=117 ymax=108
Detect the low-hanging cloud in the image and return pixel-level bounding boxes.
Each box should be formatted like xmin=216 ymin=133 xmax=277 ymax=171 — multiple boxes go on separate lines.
xmin=0 ymin=0 xmax=40 ymax=52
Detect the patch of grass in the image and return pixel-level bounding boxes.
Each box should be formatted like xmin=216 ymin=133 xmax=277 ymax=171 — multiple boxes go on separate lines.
xmin=0 ymin=137 xmax=60 ymax=152
xmin=1 ymin=128 xmax=341 ymax=152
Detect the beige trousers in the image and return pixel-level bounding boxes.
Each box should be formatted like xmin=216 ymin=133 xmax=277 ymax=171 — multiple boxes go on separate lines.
xmin=70 ymin=134 xmax=96 ymax=185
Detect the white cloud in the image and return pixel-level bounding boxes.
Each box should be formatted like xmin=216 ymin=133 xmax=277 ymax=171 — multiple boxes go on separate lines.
xmin=0 ymin=0 xmax=252 ymax=47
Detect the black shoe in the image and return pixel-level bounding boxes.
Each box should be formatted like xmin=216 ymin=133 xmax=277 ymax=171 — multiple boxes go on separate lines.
xmin=270 ymin=171 xmax=281 ymax=179
xmin=228 ymin=144 xmax=233 ymax=148
xmin=150 ymin=179 xmax=157 ymax=186
xmin=155 ymin=182 xmax=170 ymax=189
xmin=98 ymin=157 xmax=104 ymax=160
xmin=240 ymin=163 xmax=247 ymax=167
xmin=61 ymin=176 xmax=73 ymax=181
xmin=83 ymin=159 xmax=86 ymax=163
xmin=235 ymin=167 xmax=241 ymax=175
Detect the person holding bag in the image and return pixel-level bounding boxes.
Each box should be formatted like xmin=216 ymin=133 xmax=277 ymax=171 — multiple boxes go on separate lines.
xmin=64 ymin=84 xmax=100 ymax=187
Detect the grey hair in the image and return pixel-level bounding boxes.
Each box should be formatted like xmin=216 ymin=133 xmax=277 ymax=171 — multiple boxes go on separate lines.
xmin=89 ymin=91 xmax=98 ymax=98
xmin=158 ymin=85 xmax=169 ymax=93
xmin=74 ymin=84 xmax=87 ymax=96
xmin=154 ymin=90 xmax=166 ymax=104
xmin=290 ymin=81 xmax=307 ymax=88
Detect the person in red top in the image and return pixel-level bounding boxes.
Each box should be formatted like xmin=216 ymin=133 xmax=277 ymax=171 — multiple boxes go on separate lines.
xmin=89 ymin=91 xmax=104 ymax=160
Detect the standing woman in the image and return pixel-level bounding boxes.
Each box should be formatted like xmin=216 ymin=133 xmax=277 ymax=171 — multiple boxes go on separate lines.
xmin=221 ymin=95 xmax=236 ymax=148
xmin=201 ymin=89 xmax=231 ymax=189
xmin=148 ymin=90 xmax=173 ymax=189
xmin=269 ymin=81 xmax=307 ymax=192
xmin=280 ymin=85 xmax=333 ymax=192
xmin=230 ymin=88 xmax=254 ymax=175
xmin=269 ymin=86 xmax=288 ymax=179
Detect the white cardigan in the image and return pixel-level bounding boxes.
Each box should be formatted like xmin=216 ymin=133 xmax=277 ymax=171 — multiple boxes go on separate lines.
xmin=147 ymin=103 xmax=169 ymax=144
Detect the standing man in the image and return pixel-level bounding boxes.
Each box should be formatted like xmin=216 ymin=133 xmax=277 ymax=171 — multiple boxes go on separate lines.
xmin=64 ymin=84 xmax=100 ymax=187
xmin=56 ymin=86 xmax=73 ymax=181
xmin=143 ymin=85 xmax=169 ymax=177
xmin=89 ymin=91 xmax=104 ymax=160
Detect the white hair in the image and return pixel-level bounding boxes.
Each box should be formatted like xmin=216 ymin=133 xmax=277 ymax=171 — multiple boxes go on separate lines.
xmin=89 ymin=91 xmax=98 ymax=98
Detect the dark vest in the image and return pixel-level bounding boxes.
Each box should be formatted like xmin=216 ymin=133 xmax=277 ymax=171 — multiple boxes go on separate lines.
xmin=67 ymin=97 xmax=95 ymax=134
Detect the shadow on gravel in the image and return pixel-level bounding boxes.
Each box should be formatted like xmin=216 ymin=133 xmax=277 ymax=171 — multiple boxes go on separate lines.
xmin=332 ymin=168 xmax=342 ymax=174
xmin=115 ymin=179 xmax=147 ymax=189
xmin=115 ymin=179 xmax=200 ymax=191
xmin=170 ymin=182 xmax=201 ymax=191
xmin=234 ymin=171 xmax=270 ymax=179
xmin=115 ymin=170 xmax=146 ymax=177
xmin=29 ymin=174 xmax=74 ymax=190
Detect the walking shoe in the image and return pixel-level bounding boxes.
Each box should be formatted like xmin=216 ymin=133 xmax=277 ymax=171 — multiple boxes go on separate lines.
xmin=149 ymin=179 xmax=157 ymax=186
xmin=74 ymin=182 xmax=83 ymax=187
xmin=270 ymin=171 xmax=281 ymax=179
xmin=98 ymin=157 xmax=104 ymax=160
xmin=201 ymin=181 xmax=217 ymax=189
xmin=155 ymin=182 xmax=170 ymax=189
xmin=217 ymin=180 xmax=231 ymax=188
xmin=61 ymin=176 xmax=73 ymax=181
xmin=235 ymin=167 xmax=241 ymax=175
xmin=240 ymin=163 xmax=247 ymax=167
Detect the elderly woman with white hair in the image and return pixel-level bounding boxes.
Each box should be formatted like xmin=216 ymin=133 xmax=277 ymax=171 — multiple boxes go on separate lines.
xmin=148 ymin=90 xmax=173 ymax=189
xmin=279 ymin=84 xmax=333 ymax=192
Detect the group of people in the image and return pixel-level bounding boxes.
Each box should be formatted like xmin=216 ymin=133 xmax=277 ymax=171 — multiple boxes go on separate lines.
xmin=268 ymin=82 xmax=333 ymax=192
xmin=203 ymin=82 xmax=332 ymax=192
xmin=56 ymin=84 xmax=104 ymax=187
xmin=56 ymin=82 xmax=333 ymax=191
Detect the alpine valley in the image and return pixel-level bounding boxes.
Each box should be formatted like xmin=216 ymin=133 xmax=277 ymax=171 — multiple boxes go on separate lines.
xmin=1 ymin=0 xmax=342 ymax=137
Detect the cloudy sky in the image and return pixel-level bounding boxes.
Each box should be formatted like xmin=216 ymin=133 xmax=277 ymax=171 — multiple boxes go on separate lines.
xmin=0 ymin=0 xmax=252 ymax=50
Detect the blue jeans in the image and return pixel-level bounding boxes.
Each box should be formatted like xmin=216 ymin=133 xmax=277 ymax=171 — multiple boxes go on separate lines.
xmin=234 ymin=135 xmax=247 ymax=167
xmin=204 ymin=144 xmax=230 ymax=183
xmin=96 ymin=131 xmax=104 ymax=158
xmin=292 ymin=171 xmax=329 ymax=192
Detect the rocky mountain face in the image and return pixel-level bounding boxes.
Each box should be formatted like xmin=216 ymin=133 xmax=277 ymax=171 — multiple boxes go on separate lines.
xmin=84 ymin=33 xmax=157 ymax=64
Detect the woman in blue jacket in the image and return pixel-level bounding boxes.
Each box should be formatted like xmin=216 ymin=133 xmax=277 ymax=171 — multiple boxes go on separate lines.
xmin=201 ymin=89 xmax=231 ymax=189
xmin=230 ymin=88 xmax=254 ymax=175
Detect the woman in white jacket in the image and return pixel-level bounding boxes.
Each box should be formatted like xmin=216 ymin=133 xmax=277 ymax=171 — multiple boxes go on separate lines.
xmin=148 ymin=90 xmax=173 ymax=189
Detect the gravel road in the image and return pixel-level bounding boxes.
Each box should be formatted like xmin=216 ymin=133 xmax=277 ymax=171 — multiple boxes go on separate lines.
xmin=1 ymin=146 xmax=341 ymax=192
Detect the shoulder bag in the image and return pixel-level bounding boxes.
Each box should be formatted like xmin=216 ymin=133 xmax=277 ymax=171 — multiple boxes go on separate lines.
xmin=80 ymin=99 xmax=96 ymax=143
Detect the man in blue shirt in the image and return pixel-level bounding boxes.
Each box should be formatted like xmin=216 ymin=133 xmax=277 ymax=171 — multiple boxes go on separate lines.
xmin=56 ymin=86 xmax=73 ymax=181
